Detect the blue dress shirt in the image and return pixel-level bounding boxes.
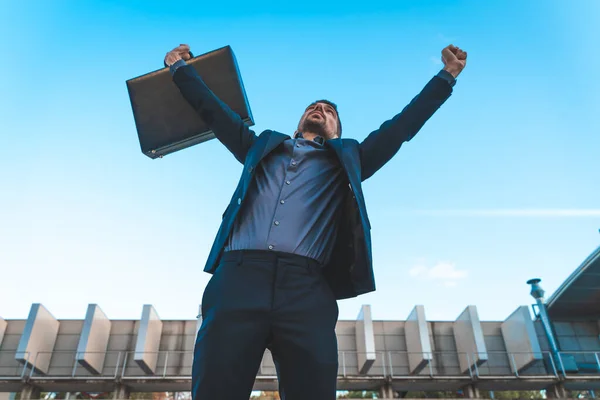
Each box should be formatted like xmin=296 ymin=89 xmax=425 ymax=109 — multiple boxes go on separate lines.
xmin=169 ymin=59 xmax=457 ymax=264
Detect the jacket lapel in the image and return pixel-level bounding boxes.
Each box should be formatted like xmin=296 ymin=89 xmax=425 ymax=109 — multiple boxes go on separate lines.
xmin=327 ymin=138 xmax=355 ymax=182
xmin=244 ymin=131 xmax=290 ymax=168
xmin=249 ymin=131 xmax=289 ymax=165
xmin=260 ymin=131 xmax=290 ymax=161
xmin=327 ymin=138 xmax=345 ymax=165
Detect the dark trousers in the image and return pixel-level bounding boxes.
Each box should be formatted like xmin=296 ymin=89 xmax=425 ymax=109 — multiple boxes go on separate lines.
xmin=192 ymin=250 xmax=339 ymax=400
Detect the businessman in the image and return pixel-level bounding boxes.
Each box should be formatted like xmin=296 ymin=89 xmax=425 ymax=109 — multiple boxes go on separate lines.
xmin=165 ymin=43 xmax=467 ymax=400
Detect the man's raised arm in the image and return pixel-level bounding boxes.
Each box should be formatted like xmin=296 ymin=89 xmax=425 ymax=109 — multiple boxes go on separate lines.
xmin=359 ymin=45 xmax=468 ymax=181
xmin=165 ymin=44 xmax=257 ymax=164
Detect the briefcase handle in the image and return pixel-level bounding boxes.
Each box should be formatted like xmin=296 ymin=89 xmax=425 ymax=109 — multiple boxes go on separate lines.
xmin=164 ymin=51 xmax=194 ymax=68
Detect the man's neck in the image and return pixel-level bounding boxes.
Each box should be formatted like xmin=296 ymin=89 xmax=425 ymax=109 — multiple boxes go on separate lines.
xmin=300 ymin=131 xmax=321 ymax=142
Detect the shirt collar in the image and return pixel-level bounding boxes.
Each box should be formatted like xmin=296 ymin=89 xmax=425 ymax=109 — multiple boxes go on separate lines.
xmin=294 ymin=132 xmax=325 ymax=145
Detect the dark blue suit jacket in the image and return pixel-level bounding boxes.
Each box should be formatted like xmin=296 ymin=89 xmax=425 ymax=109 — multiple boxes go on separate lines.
xmin=173 ymin=65 xmax=453 ymax=299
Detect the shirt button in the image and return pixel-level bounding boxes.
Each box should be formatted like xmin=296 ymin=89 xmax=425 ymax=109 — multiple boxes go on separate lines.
xmin=237 ymin=198 xmax=241 ymax=205
xmin=268 ymin=245 xmax=274 ymax=250
xmin=280 ymin=200 xmax=285 ymax=204
xmin=274 ymin=221 xmax=280 ymax=226
xmin=285 ymin=180 xmax=291 ymax=185
xmin=291 ymin=160 xmax=297 ymax=166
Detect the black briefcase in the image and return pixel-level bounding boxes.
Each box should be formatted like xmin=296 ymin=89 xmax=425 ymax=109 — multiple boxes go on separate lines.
xmin=126 ymin=46 xmax=254 ymax=159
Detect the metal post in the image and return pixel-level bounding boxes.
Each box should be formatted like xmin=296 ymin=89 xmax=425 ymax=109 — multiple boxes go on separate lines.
xmin=113 ymin=383 xmax=130 ymax=400
xmin=464 ymin=384 xmax=480 ymax=399
xmin=114 ymin=351 xmax=122 ymax=378
xmin=379 ymin=383 xmax=395 ymax=399
xmin=547 ymin=351 xmax=559 ymax=377
xmin=72 ymin=352 xmax=79 ymax=377
xmin=342 ymin=351 xmax=346 ymax=377
xmin=467 ymin=353 xmax=475 ymax=378
xmin=528 ymin=279 xmax=563 ymax=373
xmin=163 ymin=351 xmax=169 ymax=378
xmin=20 ymin=356 xmax=29 ymax=379
xmin=510 ymin=353 xmax=519 ymax=377
xmin=121 ymin=351 xmax=129 ymax=378
xmin=20 ymin=384 xmax=41 ymax=400
xmin=474 ymin=359 xmax=480 ymax=377
xmin=547 ymin=382 xmax=566 ymax=398
xmin=428 ymin=356 xmax=434 ymax=377
xmin=557 ymin=351 xmax=567 ymax=378
xmin=29 ymin=352 xmax=40 ymax=378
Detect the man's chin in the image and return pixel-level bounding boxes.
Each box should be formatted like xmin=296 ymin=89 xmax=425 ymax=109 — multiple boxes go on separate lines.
xmin=301 ymin=121 xmax=328 ymax=137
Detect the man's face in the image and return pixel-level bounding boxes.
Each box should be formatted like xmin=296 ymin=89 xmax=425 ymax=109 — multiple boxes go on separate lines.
xmin=297 ymin=102 xmax=340 ymax=140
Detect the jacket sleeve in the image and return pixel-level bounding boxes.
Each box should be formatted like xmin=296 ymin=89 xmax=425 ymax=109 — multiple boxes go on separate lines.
xmin=172 ymin=64 xmax=257 ymax=164
xmin=359 ymin=75 xmax=453 ymax=181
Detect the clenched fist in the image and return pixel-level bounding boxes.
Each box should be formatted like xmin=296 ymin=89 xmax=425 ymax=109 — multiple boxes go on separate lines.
xmin=164 ymin=44 xmax=193 ymax=67
xmin=441 ymin=44 xmax=467 ymax=78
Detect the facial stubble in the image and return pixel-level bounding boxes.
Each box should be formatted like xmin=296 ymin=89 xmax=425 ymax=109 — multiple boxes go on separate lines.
xmin=300 ymin=117 xmax=329 ymax=138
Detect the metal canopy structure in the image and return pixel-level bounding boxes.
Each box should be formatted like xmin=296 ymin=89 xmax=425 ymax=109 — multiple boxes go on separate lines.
xmin=3 ymin=245 xmax=600 ymax=398
xmin=546 ymin=246 xmax=600 ymax=319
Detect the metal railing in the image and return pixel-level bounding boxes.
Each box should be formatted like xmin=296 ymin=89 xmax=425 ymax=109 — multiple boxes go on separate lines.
xmin=120 ymin=351 xmax=193 ymax=378
xmin=0 ymin=350 xmax=30 ymax=379
xmin=2 ymin=349 xmax=600 ymax=380
xmin=471 ymin=351 xmax=557 ymax=378
xmin=557 ymin=351 xmax=600 ymax=379
xmin=28 ymin=351 xmax=124 ymax=379
xmin=337 ymin=351 xmax=389 ymax=377
xmin=386 ymin=351 xmax=473 ymax=378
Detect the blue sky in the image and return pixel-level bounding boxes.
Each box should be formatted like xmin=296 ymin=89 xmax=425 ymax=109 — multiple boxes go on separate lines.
xmin=0 ymin=0 xmax=599 ymax=323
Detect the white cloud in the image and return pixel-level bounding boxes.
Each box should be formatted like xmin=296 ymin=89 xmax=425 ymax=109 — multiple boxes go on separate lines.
xmin=408 ymin=261 xmax=468 ymax=287
xmin=409 ymin=265 xmax=428 ymax=277
xmin=430 ymin=56 xmax=443 ymax=66
xmin=429 ymin=262 xmax=468 ymax=280
xmin=415 ymin=209 xmax=600 ymax=217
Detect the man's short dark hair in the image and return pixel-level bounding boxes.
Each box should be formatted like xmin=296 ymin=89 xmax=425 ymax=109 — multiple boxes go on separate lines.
xmin=309 ymin=99 xmax=342 ymax=136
